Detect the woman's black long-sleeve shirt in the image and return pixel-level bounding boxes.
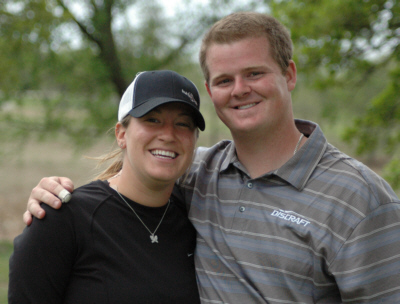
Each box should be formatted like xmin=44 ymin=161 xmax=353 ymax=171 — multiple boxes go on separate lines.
xmin=9 ymin=180 xmax=199 ymax=303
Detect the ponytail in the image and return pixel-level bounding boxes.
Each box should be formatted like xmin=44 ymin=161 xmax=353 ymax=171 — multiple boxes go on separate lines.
xmin=88 ymin=116 xmax=131 ymax=181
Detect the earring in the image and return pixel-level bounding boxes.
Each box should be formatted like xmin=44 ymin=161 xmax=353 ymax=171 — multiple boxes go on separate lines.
xmin=120 ymin=143 xmax=124 ymax=148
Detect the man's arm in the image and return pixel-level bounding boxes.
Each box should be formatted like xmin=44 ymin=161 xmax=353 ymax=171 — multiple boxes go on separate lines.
xmin=24 ymin=176 xmax=75 ymax=225
xmin=331 ymin=202 xmax=400 ymax=302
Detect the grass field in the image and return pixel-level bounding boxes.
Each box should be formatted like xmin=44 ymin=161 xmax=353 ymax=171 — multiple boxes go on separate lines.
xmin=0 ymin=241 xmax=12 ymax=303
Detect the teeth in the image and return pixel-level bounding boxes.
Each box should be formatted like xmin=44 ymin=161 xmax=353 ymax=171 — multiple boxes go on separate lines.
xmin=151 ymin=150 xmax=176 ymax=159
xmin=237 ymin=103 xmax=256 ymax=110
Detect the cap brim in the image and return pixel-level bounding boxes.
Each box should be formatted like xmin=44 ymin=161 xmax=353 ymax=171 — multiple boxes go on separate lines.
xmin=128 ymin=97 xmax=205 ymax=131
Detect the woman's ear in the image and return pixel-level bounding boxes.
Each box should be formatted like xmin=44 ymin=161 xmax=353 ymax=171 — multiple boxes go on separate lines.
xmin=115 ymin=122 xmax=126 ymax=149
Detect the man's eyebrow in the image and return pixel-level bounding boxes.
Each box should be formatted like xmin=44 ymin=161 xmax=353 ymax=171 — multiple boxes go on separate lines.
xmin=210 ymin=73 xmax=229 ymax=83
xmin=211 ymin=66 xmax=268 ymax=81
xmin=243 ymin=65 xmax=266 ymax=71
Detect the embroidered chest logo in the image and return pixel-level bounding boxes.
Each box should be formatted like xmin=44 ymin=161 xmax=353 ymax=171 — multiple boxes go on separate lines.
xmin=271 ymin=209 xmax=310 ymax=227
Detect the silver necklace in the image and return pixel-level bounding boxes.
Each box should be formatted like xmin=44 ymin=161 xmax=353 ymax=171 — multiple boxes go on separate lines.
xmin=293 ymin=133 xmax=304 ymax=155
xmin=114 ymin=186 xmax=170 ymax=244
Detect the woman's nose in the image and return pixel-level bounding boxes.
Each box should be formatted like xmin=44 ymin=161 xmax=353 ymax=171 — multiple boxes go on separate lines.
xmin=158 ymin=122 xmax=176 ymax=142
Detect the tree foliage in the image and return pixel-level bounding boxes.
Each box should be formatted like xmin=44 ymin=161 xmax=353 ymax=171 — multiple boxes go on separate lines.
xmin=0 ymin=0 xmax=258 ymax=146
xmin=1 ymin=0 xmax=399 ymax=187
xmin=0 ymin=1 xmax=211 ymax=146
xmin=269 ymin=0 xmax=400 ymax=188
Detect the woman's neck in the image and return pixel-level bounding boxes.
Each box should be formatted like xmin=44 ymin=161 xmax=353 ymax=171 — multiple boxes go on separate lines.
xmin=108 ymin=171 xmax=173 ymax=207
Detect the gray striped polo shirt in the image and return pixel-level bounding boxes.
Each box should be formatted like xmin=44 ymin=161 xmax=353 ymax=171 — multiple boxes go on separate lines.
xmin=177 ymin=119 xmax=400 ymax=303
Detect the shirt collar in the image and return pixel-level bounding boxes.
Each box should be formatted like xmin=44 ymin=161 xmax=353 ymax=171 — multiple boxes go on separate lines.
xmin=275 ymin=119 xmax=328 ymax=190
xmin=219 ymin=120 xmax=328 ymax=190
xmin=220 ymin=141 xmax=238 ymax=172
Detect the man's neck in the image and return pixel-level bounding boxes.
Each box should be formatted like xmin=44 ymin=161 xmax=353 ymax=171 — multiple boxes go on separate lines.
xmin=232 ymin=123 xmax=305 ymax=178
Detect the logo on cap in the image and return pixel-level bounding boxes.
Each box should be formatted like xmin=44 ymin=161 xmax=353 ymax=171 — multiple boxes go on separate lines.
xmin=182 ymin=89 xmax=198 ymax=106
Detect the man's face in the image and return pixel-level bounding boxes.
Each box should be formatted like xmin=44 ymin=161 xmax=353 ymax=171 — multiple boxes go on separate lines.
xmin=205 ymin=36 xmax=296 ymax=137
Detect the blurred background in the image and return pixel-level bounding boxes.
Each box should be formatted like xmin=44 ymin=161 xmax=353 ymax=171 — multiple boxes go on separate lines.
xmin=0 ymin=0 xmax=399 ymax=301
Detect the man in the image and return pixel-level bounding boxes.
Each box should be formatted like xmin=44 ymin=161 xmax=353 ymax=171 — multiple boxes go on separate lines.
xmin=24 ymin=12 xmax=400 ymax=303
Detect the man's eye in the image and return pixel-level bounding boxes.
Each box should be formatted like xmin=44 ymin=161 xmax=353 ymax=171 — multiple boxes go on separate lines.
xmin=216 ymin=78 xmax=231 ymax=86
xmin=249 ymin=71 xmax=263 ymax=77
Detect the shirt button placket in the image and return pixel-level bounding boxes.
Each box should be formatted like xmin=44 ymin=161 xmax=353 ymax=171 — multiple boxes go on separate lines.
xmin=239 ymin=182 xmax=253 ymax=212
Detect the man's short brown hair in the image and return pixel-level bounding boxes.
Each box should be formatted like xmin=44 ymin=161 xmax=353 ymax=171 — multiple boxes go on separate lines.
xmin=199 ymin=12 xmax=293 ymax=83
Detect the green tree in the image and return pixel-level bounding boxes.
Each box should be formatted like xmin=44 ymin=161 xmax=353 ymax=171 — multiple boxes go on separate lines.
xmin=269 ymin=0 xmax=400 ymax=188
xmin=0 ymin=0 xmax=258 ymax=149
xmin=1 ymin=0 xmax=398 ymax=188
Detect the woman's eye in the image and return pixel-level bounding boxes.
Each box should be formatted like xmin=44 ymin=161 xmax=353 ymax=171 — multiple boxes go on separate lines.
xmin=177 ymin=122 xmax=192 ymax=128
xmin=176 ymin=118 xmax=195 ymax=129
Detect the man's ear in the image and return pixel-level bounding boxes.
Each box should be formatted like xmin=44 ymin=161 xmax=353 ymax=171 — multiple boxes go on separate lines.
xmin=205 ymin=81 xmax=212 ymax=97
xmin=285 ymin=60 xmax=297 ymax=92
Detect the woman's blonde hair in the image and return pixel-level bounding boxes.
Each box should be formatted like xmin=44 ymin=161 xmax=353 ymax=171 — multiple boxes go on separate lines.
xmin=89 ymin=115 xmax=131 ymax=181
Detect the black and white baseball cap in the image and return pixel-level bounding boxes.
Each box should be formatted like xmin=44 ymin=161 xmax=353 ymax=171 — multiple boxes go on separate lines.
xmin=118 ymin=70 xmax=205 ymax=131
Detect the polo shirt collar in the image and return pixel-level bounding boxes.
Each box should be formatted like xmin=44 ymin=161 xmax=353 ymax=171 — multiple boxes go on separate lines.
xmin=220 ymin=120 xmax=328 ymax=191
xmin=220 ymin=141 xmax=238 ymax=172
xmin=275 ymin=120 xmax=328 ymax=190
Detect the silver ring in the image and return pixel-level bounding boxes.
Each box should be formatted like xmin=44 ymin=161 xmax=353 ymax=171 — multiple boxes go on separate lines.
xmin=58 ymin=189 xmax=72 ymax=203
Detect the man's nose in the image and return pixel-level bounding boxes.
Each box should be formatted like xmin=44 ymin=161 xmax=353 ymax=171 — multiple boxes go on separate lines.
xmin=231 ymin=77 xmax=251 ymax=98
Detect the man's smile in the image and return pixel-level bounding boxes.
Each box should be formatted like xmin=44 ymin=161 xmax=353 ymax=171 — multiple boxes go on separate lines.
xmin=235 ymin=102 xmax=258 ymax=110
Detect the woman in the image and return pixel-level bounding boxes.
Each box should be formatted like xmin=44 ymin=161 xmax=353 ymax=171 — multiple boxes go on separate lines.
xmin=8 ymin=70 xmax=205 ymax=303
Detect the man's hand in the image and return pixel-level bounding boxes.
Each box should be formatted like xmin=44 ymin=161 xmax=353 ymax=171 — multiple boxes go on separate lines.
xmin=24 ymin=177 xmax=75 ymax=225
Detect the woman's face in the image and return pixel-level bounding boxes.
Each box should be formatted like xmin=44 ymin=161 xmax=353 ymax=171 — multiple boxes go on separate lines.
xmin=118 ymin=103 xmax=198 ymax=188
